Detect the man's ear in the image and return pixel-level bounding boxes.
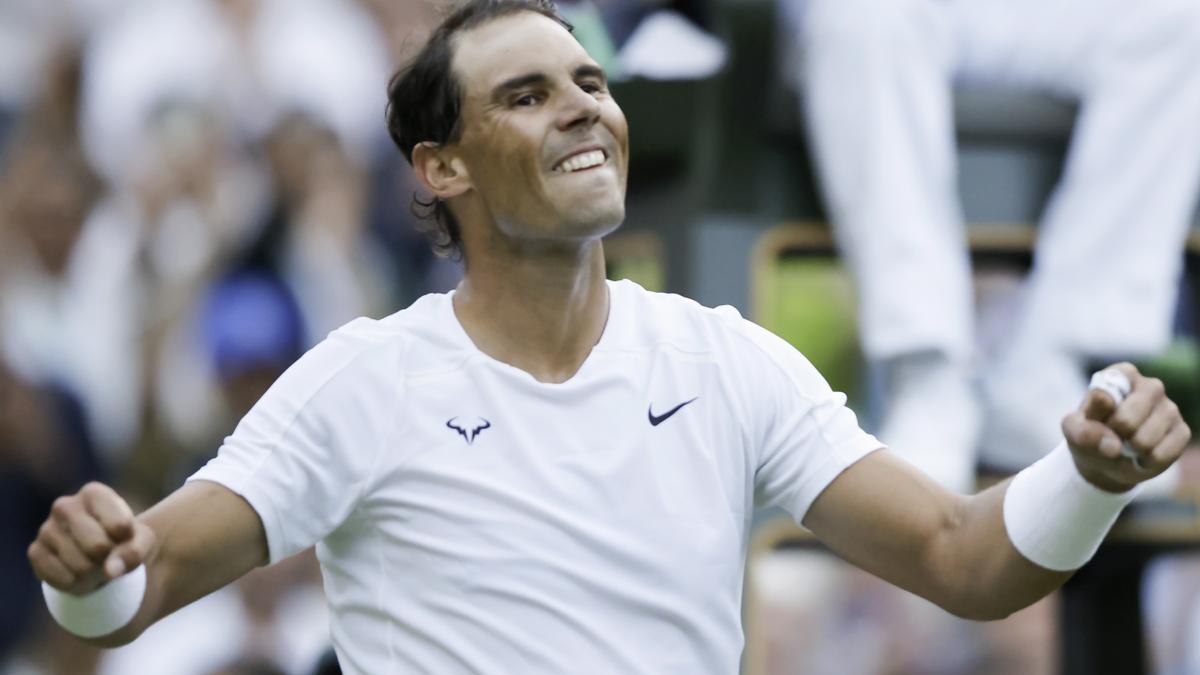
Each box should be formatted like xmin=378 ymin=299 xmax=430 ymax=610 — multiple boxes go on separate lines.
xmin=412 ymin=142 xmax=471 ymax=199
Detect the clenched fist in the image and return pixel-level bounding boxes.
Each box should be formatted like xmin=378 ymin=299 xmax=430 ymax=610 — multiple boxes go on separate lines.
xmin=1062 ymin=363 xmax=1191 ymax=493
xmin=27 ymin=482 xmax=156 ymax=595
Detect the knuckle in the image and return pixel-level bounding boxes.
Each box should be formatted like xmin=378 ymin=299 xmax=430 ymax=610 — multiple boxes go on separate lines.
xmin=1166 ymin=400 xmax=1181 ymax=418
xmin=1109 ymin=416 xmax=1135 ymax=437
xmin=80 ymin=481 xmax=107 ymax=496
xmin=1146 ymin=378 xmax=1165 ymax=396
xmin=50 ymin=496 xmax=74 ymax=519
xmin=80 ymin=540 xmax=110 ymax=560
xmin=62 ymin=555 xmax=90 ymax=575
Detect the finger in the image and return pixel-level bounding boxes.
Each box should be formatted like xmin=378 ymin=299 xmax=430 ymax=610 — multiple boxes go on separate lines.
xmin=27 ymin=541 xmax=77 ymax=589
xmin=1147 ymin=421 xmax=1192 ymax=471
xmin=1108 ymin=376 xmax=1165 ymax=439
xmin=39 ymin=520 xmax=97 ymax=577
xmin=50 ymin=496 xmax=112 ymax=558
xmin=81 ymin=484 xmax=135 ymax=542
xmin=1081 ymin=388 xmax=1118 ymax=422
xmin=1128 ymin=400 xmax=1180 ymax=454
xmin=1062 ymin=411 xmax=1124 ymax=459
xmin=104 ymin=522 xmax=155 ymax=580
xmin=1089 ymin=362 xmax=1132 ymax=415
xmin=1108 ymin=361 xmax=1141 ymax=383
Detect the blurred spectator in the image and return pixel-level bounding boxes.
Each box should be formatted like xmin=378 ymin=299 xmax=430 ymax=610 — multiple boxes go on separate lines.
xmin=145 ymin=113 xmax=394 ymax=476
xmin=261 ymin=114 xmax=392 ymax=338
xmin=0 ymin=131 xmax=143 ymax=460
xmin=123 ymin=269 xmax=306 ymax=501
xmin=80 ymin=0 xmax=391 ymax=186
xmin=788 ymin=0 xmax=1200 ymax=490
xmin=0 ymin=0 xmax=126 ymax=148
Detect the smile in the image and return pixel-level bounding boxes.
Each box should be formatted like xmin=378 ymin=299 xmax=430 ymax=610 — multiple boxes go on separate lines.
xmin=552 ymin=149 xmax=608 ymax=174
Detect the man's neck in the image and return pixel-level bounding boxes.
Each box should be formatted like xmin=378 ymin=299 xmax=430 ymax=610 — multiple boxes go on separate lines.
xmin=452 ymin=239 xmax=610 ymax=384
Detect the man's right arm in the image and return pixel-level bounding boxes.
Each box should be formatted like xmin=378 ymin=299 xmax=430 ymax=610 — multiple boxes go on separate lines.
xmin=27 ymin=479 xmax=267 ymax=647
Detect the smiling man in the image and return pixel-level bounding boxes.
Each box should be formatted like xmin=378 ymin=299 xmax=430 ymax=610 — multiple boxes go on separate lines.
xmin=28 ymin=1 xmax=1192 ymax=673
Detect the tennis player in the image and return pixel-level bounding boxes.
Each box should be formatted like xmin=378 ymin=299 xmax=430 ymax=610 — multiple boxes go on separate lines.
xmin=29 ymin=1 xmax=1190 ymax=672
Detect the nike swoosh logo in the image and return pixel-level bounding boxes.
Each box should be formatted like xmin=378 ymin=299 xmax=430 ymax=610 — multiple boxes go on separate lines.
xmin=648 ymin=397 xmax=698 ymax=426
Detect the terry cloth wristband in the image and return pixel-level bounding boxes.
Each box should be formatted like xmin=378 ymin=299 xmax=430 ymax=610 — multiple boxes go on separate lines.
xmin=1003 ymin=442 xmax=1141 ymax=571
xmin=42 ymin=564 xmax=147 ymax=638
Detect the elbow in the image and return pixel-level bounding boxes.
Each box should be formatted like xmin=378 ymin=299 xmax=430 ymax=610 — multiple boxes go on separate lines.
xmin=940 ymin=599 xmax=1018 ymax=622
xmin=934 ymin=581 xmax=1041 ymax=621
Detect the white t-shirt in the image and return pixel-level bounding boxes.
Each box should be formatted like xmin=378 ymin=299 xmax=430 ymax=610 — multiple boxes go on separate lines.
xmin=189 ymin=279 xmax=881 ymax=674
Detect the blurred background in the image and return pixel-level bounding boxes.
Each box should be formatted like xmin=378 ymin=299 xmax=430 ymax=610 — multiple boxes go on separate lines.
xmin=1 ymin=0 xmax=1199 ymax=674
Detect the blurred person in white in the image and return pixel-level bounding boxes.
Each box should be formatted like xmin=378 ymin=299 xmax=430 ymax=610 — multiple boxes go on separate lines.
xmin=0 ymin=0 xmax=128 ymax=147
xmin=78 ymin=0 xmax=393 ymax=326
xmin=784 ymin=0 xmax=1200 ymax=492
xmin=81 ymin=0 xmax=391 ymax=185
xmin=768 ymin=2 xmax=1200 ymax=673
xmin=0 ymin=129 xmax=144 ymax=461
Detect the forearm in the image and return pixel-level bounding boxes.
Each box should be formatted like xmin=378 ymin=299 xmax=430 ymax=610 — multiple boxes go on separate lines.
xmin=809 ymin=467 xmax=1067 ymax=620
xmin=928 ymin=482 xmax=1070 ymax=620
xmin=932 ymin=439 xmax=1143 ymax=619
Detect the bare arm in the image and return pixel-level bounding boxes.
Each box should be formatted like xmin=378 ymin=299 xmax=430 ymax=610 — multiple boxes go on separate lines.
xmin=28 ymin=479 xmax=267 ymax=646
xmin=802 ymin=363 xmax=1189 ymax=620
xmin=802 ymin=450 xmax=1062 ymax=620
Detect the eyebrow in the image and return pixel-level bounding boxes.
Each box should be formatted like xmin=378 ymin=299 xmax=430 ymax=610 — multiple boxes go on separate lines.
xmin=573 ymin=64 xmax=607 ymax=85
xmin=489 ymin=64 xmax=608 ymax=102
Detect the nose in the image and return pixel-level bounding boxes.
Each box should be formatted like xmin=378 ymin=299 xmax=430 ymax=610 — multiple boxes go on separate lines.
xmin=556 ymin=85 xmax=601 ymax=131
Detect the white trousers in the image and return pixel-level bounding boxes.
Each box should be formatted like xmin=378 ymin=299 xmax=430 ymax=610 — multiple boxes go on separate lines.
xmin=795 ymin=0 xmax=1200 ymax=365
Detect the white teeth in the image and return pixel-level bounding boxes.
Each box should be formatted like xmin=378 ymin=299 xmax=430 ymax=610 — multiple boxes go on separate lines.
xmin=555 ymin=150 xmax=606 ymax=173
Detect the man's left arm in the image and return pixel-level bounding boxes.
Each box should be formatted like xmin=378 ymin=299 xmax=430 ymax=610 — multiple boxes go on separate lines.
xmin=801 ymin=362 xmax=1189 ymax=620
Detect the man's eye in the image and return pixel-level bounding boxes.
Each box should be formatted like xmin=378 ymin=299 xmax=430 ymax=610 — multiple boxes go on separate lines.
xmin=580 ymin=82 xmax=603 ymax=95
xmin=514 ymin=93 xmax=540 ymax=107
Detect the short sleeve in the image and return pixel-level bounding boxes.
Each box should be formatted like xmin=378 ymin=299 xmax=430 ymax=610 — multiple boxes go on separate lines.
xmin=188 ymin=322 xmax=399 ymax=563
xmin=727 ymin=317 xmax=882 ymax=523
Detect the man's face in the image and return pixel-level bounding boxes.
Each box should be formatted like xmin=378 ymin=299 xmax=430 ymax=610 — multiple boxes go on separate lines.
xmin=448 ymin=12 xmax=629 ymax=243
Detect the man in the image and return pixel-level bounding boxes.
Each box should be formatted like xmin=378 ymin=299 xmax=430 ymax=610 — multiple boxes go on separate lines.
xmin=28 ymin=1 xmax=1191 ymax=673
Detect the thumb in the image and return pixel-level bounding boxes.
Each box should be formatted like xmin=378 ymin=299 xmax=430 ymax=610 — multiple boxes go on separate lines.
xmin=103 ymin=521 xmax=156 ymax=580
xmin=1081 ymin=387 xmax=1117 ymax=422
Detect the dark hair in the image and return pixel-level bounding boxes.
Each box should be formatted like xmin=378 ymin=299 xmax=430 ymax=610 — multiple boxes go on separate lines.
xmin=385 ymin=0 xmax=572 ymax=259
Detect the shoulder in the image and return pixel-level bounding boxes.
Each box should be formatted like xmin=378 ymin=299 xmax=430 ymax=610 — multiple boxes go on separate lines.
xmin=611 ymin=280 xmax=831 ymax=401
xmin=266 ymin=292 xmax=459 ymax=412
xmin=609 ymin=279 xmax=745 ymax=351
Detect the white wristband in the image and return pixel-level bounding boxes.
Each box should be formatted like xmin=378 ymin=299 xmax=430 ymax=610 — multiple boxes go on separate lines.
xmin=1003 ymin=443 xmax=1141 ymax=571
xmin=42 ymin=565 xmax=147 ymax=638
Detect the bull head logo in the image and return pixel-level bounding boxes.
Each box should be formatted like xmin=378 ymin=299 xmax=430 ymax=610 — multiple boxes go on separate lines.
xmin=446 ymin=417 xmax=491 ymax=445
